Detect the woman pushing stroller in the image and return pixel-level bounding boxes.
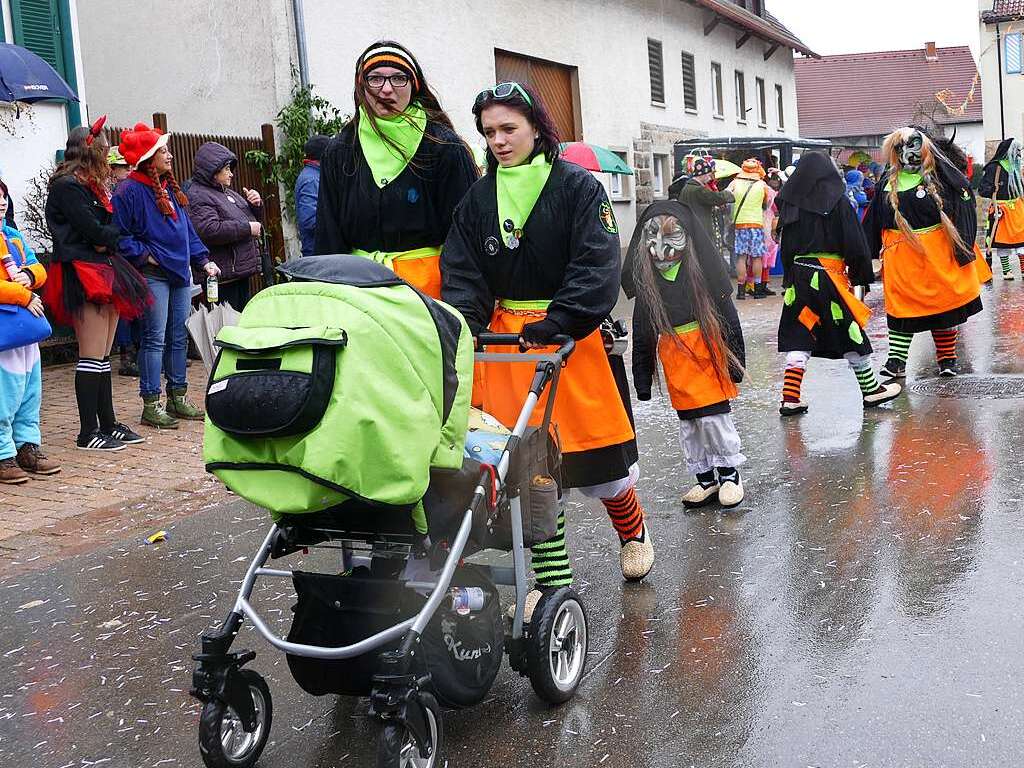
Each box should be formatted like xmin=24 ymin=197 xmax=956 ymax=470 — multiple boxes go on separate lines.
xmin=442 ymin=81 xmax=655 ymax=605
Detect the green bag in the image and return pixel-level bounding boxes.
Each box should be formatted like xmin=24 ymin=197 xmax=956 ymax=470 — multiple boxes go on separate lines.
xmin=203 ymin=257 xmax=473 ymax=517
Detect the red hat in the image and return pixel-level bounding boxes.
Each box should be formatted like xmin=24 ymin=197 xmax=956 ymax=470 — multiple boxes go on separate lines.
xmin=118 ymin=122 xmax=170 ymax=167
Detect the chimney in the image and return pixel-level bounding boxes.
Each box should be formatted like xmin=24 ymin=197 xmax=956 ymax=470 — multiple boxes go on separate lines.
xmin=925 ymin=42 xmax=938 ymax=61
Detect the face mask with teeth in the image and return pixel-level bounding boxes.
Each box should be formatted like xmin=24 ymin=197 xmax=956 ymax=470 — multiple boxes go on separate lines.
xmin=644 ymin=216 xmax=688 ymax=273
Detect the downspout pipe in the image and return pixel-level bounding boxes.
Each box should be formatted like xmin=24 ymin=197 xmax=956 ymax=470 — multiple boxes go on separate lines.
xmin=997 ymin=22 xmax=1006 ymax=141
xmin=292 ymin=0 xmax=310 ymax=89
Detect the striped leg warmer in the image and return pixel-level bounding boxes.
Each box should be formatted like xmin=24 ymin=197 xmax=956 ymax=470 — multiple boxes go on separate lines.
xmin=887 ymin=331 xmax=914 ymax=364
xmin=931 ymin=328 xmax=958 ymax=362
xmin=601 ymin=487 xmax=645 ymax=542
xmin=782 ymin=367 xmax=805 ymax=403
xmin=530 ymin=511 xmax=572 ymax=587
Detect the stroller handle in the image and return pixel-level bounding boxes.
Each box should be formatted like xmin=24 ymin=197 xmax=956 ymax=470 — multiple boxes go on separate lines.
xmin=475 ymin=332 xmax=575 ymax=364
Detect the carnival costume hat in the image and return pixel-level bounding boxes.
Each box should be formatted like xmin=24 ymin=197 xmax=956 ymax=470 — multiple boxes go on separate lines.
xmin=118 ymin=123 xmax=170 ymax=167
xmin=736 ymin=158 xmax=765 ymax=181
xmin=690 ymin=156 xmax=715 ymax=177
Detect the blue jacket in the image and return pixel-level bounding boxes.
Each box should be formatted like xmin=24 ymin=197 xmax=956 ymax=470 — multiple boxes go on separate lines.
xmin=294 ymin=162 xmax=320 ymax=258
xmin=113 ymin=176 xmax=209 ymax=287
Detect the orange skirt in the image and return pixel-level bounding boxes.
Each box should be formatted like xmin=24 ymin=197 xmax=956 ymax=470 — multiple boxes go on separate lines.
xmin=393 ymin=254 xmax=441 ymax=299
xmin=819 ymin=258 xmax=871 ymax=328
xmin=993 ymin=199 xmax=1024 ymax=248
xmin=974 ymin=243 xmax=994 ymax=284
xmin=658 ymin=324 xmax=737 ymax=412
xmin=480 ymin=306 xmax=635 ymax=453
xmin=881 ymin=227 xmax=981 ymax=320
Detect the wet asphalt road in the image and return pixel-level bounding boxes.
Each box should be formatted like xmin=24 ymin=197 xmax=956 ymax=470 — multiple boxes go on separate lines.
xmin=2 ymin=279 xmax=1024 ymax=768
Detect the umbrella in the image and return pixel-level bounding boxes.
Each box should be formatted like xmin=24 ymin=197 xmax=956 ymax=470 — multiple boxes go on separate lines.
xmin=559 ymin=142 xmax=634 ymax=175
xmin=713 ymin=158 xmax=742 ymax=179
xmin=0 ymin=43 xmax=78 ymax=104
xmin=848 ymin=150 xmax=873 ymax=167
xmin=186 ymin=302 xmax=241 ymax=371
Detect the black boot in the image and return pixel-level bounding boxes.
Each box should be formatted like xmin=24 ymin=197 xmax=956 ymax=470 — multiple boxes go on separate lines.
xmin=736 ymin=284 xmax=746 ymax=301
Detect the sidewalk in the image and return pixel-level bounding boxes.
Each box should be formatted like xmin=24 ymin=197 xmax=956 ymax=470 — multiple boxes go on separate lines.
xmin=0 ymin=361 xmax=230 ymax=574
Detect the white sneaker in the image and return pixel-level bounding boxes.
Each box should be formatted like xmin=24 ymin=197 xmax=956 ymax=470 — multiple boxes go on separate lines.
xmin=718 ymin=476 xmax=745 ymax=508
xmin=682 ymin=482 xmax=720 ymax=508
xmin=620 ymin=523 xmax=654 ymax=582
xmin=863 ymin=381 xmax=902 ymax=408
xmin=507 ymin=588 xmax=544 ymax=624
xmin=779 ymin=401 xmax=808 ymax=417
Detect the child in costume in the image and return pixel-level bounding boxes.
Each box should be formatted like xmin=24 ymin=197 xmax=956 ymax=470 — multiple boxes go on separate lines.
xmin=775 ymin=153 xmax=902 ymax=416
xmin=624 ymin=200 xmax=746 ymax=509
xmin=0 ymin=198 xmax=61 ymax=484
xmin=979 ymin=138 xmax=1024 ymax=280
xmin=863 ymin=127 xmax=982 ymax=379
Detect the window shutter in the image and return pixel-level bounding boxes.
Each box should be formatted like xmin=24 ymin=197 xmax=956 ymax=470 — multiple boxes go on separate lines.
xmin=648 ymin=39 xmax=665 ymax=103
xmin=681 ymin=52 xmax=697 ymax=111
xmin=11 ymin=0 xmax=66 ymax=77
xmin=1007 ymin=33 xmax=1022 ymax=75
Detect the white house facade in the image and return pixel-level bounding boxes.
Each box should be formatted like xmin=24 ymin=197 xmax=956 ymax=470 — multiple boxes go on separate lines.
xmin=979 ymin=0 xmax=1024 ymax=157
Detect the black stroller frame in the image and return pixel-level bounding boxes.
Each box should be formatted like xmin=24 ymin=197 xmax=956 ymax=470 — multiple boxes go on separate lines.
xmin=191 ymin=334 xmax=588 ymax=768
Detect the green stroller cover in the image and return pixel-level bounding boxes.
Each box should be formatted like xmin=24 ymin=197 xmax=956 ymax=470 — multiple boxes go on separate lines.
xmin=203 ymin=256 xmax=473 ymax=516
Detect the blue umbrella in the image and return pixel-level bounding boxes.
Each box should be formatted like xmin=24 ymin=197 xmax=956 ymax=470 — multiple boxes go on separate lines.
xmin=0 ymin=43 xmax=77 ymax=103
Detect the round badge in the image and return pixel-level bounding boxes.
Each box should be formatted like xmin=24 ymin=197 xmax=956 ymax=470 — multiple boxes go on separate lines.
xmin=484 ymin=236 xmax=500 ymax=256
xmin=915 ymin=188 xmax=927 ymax=199
xmin=513 ymin=228 xmax=523 ymax=240
xmin=507 ymin=234 xmax=520 ymax=250
xmin=503 ymin=219 xmax=515 ymax=233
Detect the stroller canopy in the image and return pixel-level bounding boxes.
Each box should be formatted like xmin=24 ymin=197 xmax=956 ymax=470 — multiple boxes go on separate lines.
xmin=204 ymin=255 xmax=473 ymax=514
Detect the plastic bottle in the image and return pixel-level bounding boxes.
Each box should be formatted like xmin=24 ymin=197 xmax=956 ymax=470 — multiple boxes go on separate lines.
xmin=206 ymin=274 xmax=219 ymax=303
xmin=1 ymin=254 xmax=19 ymax=280
xmin=450 ymin=587 xmax=486 ymax=615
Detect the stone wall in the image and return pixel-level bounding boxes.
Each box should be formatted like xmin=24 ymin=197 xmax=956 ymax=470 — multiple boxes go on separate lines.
xmin=633 ymin=122 xmax=706 ymax=205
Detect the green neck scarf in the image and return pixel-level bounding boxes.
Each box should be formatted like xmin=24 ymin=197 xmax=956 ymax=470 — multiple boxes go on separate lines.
xmin=495 ymin=154 xmax=553 ymax=246
xmin=657 ymin=261 xmax=682 ymax=282
xmin=357 ymin=103 xmax=427 ymax=188
xmin=884 ymin=170 xmax=923 ymax=193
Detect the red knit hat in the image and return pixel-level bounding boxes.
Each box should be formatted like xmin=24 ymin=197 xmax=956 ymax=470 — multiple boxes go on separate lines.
xmin=118 ymin=122 xmax=170 ymax=167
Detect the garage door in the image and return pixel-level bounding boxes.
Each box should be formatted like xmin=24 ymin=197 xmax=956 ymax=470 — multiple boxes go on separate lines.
xmin=494 ymin=50 xmax=580 ymax=142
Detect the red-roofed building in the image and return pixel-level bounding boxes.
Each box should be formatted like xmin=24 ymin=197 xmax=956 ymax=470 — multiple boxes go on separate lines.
xmin=979 ymin=0 xmax=1024 ymax=156
xmin=795 ymin=44 xmax=983 ymax=165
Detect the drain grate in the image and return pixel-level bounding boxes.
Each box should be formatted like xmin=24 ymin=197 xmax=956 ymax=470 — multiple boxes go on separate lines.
xmin=910 ymin=375 xmax=1024 ymax=399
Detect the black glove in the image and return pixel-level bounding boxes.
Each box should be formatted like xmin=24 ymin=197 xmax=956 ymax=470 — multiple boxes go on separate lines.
xmin=519 ymin=317 xmax=562 ymax=347
xmin=635 ymin=389 xmax=652 ymax=402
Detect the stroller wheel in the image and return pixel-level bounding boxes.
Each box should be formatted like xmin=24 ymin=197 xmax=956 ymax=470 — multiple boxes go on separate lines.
xmin=526 ymin=587 xmax=589 ymax=704
xmin=377 ymin=692 xmax=443 ymax=768
xmin=198 ymin=669 xmax=272 ymax=768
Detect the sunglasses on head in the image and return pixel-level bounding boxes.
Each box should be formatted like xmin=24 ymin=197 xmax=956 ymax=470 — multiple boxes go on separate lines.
xmin=474 ymin=81 xmax=533 ymax=110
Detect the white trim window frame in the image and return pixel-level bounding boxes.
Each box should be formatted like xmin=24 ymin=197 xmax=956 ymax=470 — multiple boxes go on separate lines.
xmin=735 ymin=69 xmax=747 ymax=124
xmin=711 ymin=61 xmax=724 ymax=119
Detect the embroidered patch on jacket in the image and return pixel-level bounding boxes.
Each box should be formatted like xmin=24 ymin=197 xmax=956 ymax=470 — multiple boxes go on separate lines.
xmin=599 ymin=201 xmax=618 ymax=234
xmin=484 ymin=236 xmax=500 ymax=256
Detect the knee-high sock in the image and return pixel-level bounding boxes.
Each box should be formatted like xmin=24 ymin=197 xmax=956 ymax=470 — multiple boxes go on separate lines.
xmin=761 ymin=265 xmax=770 ymax=284
xmin=931 ymin=328 xmax=958 ymax=362
xmin=530 ymin=511 xmax=572 ymax=587
xmin=97 ymin=357 xmax=116 ymax=432
xmin=999 ymin=248 xmax=1013 ymax=275
xmin=887 ymin=330 xmax=913 ymax=363
xmin=851 ymin=362 xmax=881 ymax=395
xmin=75 ymin=358 xmax=103 ymax=438
xmin=782 ymin=367 xmax=805 ymax=402
xmin=1017 ymin=251 xmax=1024 ymax=275
xmin=601 ymin=487 xmax=645 ymax=542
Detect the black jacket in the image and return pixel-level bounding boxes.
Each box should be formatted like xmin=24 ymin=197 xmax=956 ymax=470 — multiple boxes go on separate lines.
xmin=442 ymin=159 xmax=620 ymax=339
xmin=45 ymin=174 xmax=122 ymax=264
xmin=314 ymin=121 xmax=477 ymax=256
xmin=779 ymin=198 xmax=873 ymax=288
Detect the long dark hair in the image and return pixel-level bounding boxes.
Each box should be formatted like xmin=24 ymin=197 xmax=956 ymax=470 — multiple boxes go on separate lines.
xmin=49 ymin=126 xmax=110 ymax=192
xmin=349 ymin=39 xmax=467 ymax=167
xmin=472 ymin=82 xmax=561 ymax=174
xmin=631 ymin=214 xmax=741 ymax=387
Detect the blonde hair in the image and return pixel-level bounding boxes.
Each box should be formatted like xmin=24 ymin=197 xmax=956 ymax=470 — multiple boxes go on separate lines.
xmin=882 ymin=127 xmax=968 ymax=256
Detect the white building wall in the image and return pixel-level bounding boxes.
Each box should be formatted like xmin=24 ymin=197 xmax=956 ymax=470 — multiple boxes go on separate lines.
xmin=76 ymin=0 xmax=295 ymax=136
xmin=0 ymin=0 xmax=86 ymax=252
xmin=302 ymin=0 xmax=802 ymax=234
xmin=949 ymin=121 xmax=986 ymax=165
xmin=979 ymin=2 xmax=1024 ymax=156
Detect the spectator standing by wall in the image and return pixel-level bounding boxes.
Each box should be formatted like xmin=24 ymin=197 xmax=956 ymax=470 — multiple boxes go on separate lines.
xmin=295 ymin=135 xmax=328 ymax=258
xmin=186 ymin=142 xmax=262 ymax=309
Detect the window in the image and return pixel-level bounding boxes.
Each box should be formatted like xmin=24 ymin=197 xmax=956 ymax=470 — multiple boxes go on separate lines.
xmin=735 ymin=70 xmax=747 ymax=122
xmin=609 ymin=151 xmax=630 ymax=199
xmin=681 ymin=51 xmax=697 ymax=112
xmin=11 ymin=0 xmax=65 ymax=75
xmin=653 ymin=154 xmax=668 ymax=197
xmin=711 ymin=62 xmax=724 ymax=117
xmin=1007 ymin=32 xmax=1022 ymax=75
xmin=775 ymin=84 xmax=785 ymax=129
xmin=756 ymin=77 xmax=767 ymax=126
xmin=648 ymin=39 xmax=665 ymax=104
